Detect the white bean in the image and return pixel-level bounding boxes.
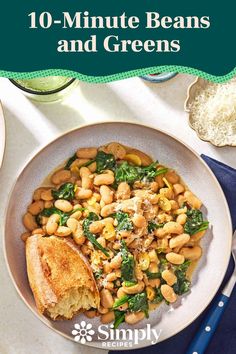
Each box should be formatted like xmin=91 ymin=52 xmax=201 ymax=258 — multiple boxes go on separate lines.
xmin=54 ymin=199 xmax=73 ymax=213
xmin=169 ymin=233 xmax=190 ymax=249
xmin=51 ymin=170 xmax=71 ymax=185
xmin=125 ymin=312 xmax=145 ymax=324
xmin=161 ymin=284 xmax=177 ymax=303
xmin=184 ymin=191 xmax=202 ymax=209
xmin=76 ymin=147 xmax=97 ymax=159
xmin=23 ymin=213 xmax=37 ymax=231
xmin=101 ymin=311 xmax=115 ymax=324
xmin=100 ymin=185 xmax=113 ymax=205
xmin=54 ymin=226 xmax=72 ymax=237
xmin=46 ymin=214 xmax=60 ymax=235
xmin=122 ymin=281 xmax=145 ymax=295
xmin=161 ymin=270 xmax=177 ymax=286
xmin=100 ymin=289 xmax=114 ymax=309
xmin=163 ymin=222 xmax=183 ymax=235
xmin=166 ymin=252 xmax=185 ymax=265
xmin=94 ymin=173 xmax=114 ymax=186
xmin=116 ymin=182 xmax=131 ymax=200
xmin=180 ymin=246 xmax=202 ymax=260
xmin=27 ymin=201 xmax=44 ymax=215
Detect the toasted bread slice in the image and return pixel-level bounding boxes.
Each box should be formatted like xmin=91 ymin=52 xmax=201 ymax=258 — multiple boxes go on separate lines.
xmin=26 ymin=235 xmax=100 ymax=320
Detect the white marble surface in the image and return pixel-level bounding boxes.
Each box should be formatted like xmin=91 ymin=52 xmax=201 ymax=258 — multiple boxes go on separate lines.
xmin=0 ymin=74 xmax=236 ymax=354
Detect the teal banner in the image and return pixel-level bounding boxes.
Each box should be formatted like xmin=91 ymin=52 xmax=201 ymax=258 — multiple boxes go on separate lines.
xmin=0 ymin=0 xmax=235 ymax=80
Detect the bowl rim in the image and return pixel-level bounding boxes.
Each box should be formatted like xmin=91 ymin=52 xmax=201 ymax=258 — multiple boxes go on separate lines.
xmin=3 ymin=121 xmax=233 ymax=350
xmin=0 ymin=101 xmax=6 ymax=168
xmin=184 ymin=77 xmax=236 ymax=148
xmin=141 ymin=72 xmax=178 ymax=83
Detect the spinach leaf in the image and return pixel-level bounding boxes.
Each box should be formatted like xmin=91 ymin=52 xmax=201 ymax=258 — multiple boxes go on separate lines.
xmin=139 ymin=163 xmax=168 ymax=181
xmin=113 ymin=310 xmax=126 ymax=329
xmin=114 ymin=212 xmax=133 ymax=231
xmin=36 ymin=206 xmax=84 ymax=227
xmin=148 ymin=221 xmax=165 ymax=233
xmin=66 ymin=155 xmax=95 ymax=170
xmin=113 ymin=293 xmax=149 ymax=318
xmin=152 ymin=288 xmax=164 ymax=304
xmin=173 ymin=278 xmax=191 ymax=295
xmin=124 ymin=280 xmax=137 ymax=287
xmin=36 ymin=206 xmax=58 ymax=225
xmin=114 ymin=161 xmax=168 ymax=185
xmin=173 ymin=260 xmax=191 ymax=295
xmin=174 ymin=260 xmax=191 ymax=273
xmin=83 ymin=212 xmax=109 ymax=257
xmin=60 ymin=212 xmax=72 ymax=226
xmin=120 ymin=240 xmax=136 ymax=283
xmin=184 ymin=209 xmax=209 ymax=235
xmin=85 ymin=212 xmax=99 ymax=222
xmin=145 ymin=270 xmax=161 ymax=279
xmin=95 ymin=151 xmax=116 ymax=173
xmin=115 ymin=162 xmax=140 ymax=184
xmin=52 ymin=183 xmax=76 ymax=201
xmin=113 ymin=295 xmax=130 ymax=309
xmin=65 ymin=153 xmax=77 ymax=170
xmin=128 ymin=292 xmax=149 ymax=317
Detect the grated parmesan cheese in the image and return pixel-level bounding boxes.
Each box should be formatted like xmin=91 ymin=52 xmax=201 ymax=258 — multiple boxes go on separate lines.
xmin=189 ymin=77 xmax=236 ymax=146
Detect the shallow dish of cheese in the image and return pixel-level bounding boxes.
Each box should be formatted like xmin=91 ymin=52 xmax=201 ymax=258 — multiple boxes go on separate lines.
xmin=185 ymin=77 xmax=236 ymax=147
xmin=4 ymin=122 xmax=232 ymax=349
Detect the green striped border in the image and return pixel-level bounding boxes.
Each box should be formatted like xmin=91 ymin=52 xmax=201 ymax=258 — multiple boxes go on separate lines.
xmin=1 ymin=65 xmax=235 ymax=83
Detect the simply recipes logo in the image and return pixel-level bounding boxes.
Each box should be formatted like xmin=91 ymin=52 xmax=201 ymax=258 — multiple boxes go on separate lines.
xmin=71 ymin=320 xmax=161 ymax=348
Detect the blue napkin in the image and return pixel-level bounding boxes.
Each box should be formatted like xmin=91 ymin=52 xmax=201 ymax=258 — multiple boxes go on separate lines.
xmin=111 ymin=155 xmax=236 ymax=354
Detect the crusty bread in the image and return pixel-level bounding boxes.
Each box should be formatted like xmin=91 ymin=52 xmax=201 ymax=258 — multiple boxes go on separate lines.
xmin=26 ymin=235 xmax=100 ymax=320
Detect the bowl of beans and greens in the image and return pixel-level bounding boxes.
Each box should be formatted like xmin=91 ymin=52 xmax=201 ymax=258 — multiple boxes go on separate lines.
xmin=4 ymin=122 xmax=232 ymax=349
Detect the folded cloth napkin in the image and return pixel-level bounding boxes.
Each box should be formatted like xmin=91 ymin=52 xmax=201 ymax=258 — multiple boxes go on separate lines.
xmin=111 ymin=155 xmax=236 ymax=354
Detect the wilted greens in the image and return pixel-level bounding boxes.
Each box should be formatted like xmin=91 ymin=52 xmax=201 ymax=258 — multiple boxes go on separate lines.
xmin=113 ymin=295 xmax=130 ymax=309
xmin=113 ymin=310 xmax=126 ymax=329
xmin=128 ymin=292 xmax=148 ymax=316
xmin=120 ymin=240 xmax=136 ymax=283
xmin=52 ymin=182 xmax=76 ymax=201
xmin=145 ymin=269 xmax=161 ymax=279
xmin=64 ymin=153 xmax=77 ymax=170
xmin=148 ymin=221 xmax=165 ymax=233
xmin=95 ymin=151 xmax=116 ymax=173
xmin=113 ymin=212 xmax=133 ymax=232
xmin=184 ymin=208 xmax=209 ymax=236
xmin=114 ymin=161 xmax=168 ymax=185
xmin=83 ymin=212 xmax=109 ymax=257
xmin=173 ymin=260 xmax=191 ymax=295
xmin=152 ymin=288 xmax=164 ymax=304
xmin=36 ymin=206 xmax=83 ymax=226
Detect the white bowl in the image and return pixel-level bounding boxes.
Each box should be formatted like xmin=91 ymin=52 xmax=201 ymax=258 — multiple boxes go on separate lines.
xmin=0 ymin=102 xmax=6 ymax=168
xmin=4 ymin=122 xmax=232 ymax=350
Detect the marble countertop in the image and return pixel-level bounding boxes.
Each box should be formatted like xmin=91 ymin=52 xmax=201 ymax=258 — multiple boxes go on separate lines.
xmin=0 ymin=74 xmax=235 ymax=354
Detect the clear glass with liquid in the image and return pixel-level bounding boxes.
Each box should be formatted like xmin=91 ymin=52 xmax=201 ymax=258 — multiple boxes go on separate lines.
xmin=10 ymin=76 xmax=77 ymax=102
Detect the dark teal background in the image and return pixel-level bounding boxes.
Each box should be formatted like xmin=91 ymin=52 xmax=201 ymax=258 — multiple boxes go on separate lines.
xmin=0 ymin=0 xmax=234 ymax=76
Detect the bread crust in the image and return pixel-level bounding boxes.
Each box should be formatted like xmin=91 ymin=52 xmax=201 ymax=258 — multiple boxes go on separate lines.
xmin=26 ymin=235 xmax=100 ymax=319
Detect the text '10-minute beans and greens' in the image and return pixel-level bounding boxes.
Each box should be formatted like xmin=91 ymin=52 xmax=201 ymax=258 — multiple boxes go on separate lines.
xmin=22 ymin=142 xmax=209 ymax=328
